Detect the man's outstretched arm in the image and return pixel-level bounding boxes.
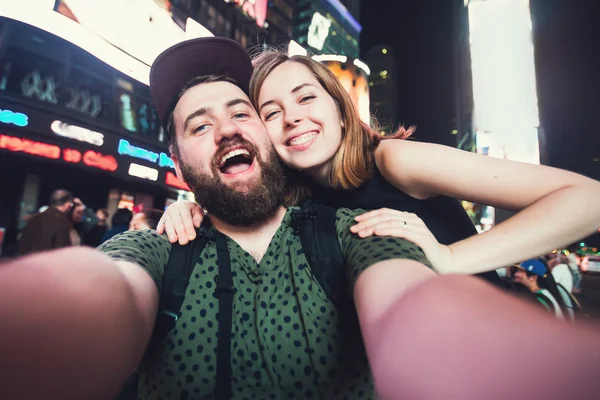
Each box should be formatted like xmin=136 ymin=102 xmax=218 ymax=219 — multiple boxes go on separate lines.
xmin=0 ymin=247 xmax=158 ymax=400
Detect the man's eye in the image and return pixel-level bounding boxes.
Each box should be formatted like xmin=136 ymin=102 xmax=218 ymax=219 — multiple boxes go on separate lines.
xmin=192 ymin=124 xmax=209 ymax=134
xmin=233 ymin=112 xmax=249 ymax=119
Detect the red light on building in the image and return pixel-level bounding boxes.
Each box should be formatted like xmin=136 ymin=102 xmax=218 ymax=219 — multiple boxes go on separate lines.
xmin=166 ymin=171 xmax=190 ymax=191
xmin=63 ymin=148 xmax=82 ymax=163
xmin=0 ymin=134 xmax=61 ymax=159
xmin=83 ymin=150 xmax=118 ymax=172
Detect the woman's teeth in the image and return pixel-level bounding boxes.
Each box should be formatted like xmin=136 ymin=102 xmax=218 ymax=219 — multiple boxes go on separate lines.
xmin=288 ymin=132 xmax=317 ymax=146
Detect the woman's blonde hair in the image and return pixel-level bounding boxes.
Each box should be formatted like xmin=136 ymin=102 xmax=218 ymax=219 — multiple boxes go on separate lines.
xmin=250 ymin=49 xmax=415 ymax=190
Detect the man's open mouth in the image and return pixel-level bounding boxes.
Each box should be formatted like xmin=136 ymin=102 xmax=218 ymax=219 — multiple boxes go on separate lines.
xmin=217 ymin=147 xmax=255 ymax=175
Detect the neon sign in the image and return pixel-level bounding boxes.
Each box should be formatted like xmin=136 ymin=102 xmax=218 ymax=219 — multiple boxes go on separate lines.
xmin=0 ymin=108 xmax=29 ymax=127
xmin=0 ymin=134 xmax=60 ymax=159
xmin=166 ymin=172 xmax=191 ymax=191
xmin=119 ymin=94 xmax=137 ymax=132
xmin=229 ymin=0 xmax=267 ymax=28
xmin=128 ymin=162 xmax=159 ymax=181
xmin=63 ymin=148 xmax=82 ymax=163
xmin=51 ymin=120 xmax=104 ymax=146
xmin=83 ymin=150 xmax=118 ymax=171
xmin=159 ymin=152 xmax=175 ymax=169
xmin=118 ymin=139 xmax=159 ymax=163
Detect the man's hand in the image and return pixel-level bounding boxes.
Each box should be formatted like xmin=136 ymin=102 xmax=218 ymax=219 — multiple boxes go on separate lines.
xmin=0 ymin=248 xmax=158 ymax=400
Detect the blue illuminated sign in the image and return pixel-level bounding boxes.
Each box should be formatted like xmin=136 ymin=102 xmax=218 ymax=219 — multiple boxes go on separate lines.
xmin=0 ymin=108 xmax=29 ymax=127
xmin=118 ymin=139 xmax=159 ymax=163
xmin=159 ymin=152 xmax=175 ymax=169
xmin=324 ymin=0 xmax=362 ymax=34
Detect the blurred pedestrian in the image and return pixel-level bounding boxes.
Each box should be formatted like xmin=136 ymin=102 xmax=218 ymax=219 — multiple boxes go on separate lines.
xmin=129 ymin=209 xmax=164 ymax=231
xmin=83 ymin=209 xmax=109 ymax=248
xmin=567 ymin=252 xmax=583 ymax=293
xmin=546 ymin=253 xmax=574 ymax=293
xmin=513 ymin=259 xmax=565 ymax=319
xmin=67 ymin=198 xmax=86 ymax=246
xmin=101 ymin=208 xmax=133 ymax=243
xmin=18 ymin=189 xmax=74 ymax=255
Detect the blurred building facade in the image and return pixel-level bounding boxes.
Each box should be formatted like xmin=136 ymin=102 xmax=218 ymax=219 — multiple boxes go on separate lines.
xmin=169 ymin=0 xmax=295 ymax=49
xmin=0 ymin=0 xmax=371 ymax=256
xmin=365 ymin=45 xmax=397 ymax=134
xmin=294 ymin=0 xmax=361 ymax=58
xmin=339 ymin=0 xmax=361 ymax=22
xmin=0 ymin=0 xmax=296 ymax=257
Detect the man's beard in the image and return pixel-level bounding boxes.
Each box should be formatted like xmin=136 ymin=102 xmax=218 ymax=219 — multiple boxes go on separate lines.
xmin=178 ymin=140 xmax=287 ymax=226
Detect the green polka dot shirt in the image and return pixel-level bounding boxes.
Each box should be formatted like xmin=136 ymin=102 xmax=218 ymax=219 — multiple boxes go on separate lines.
xmin=99 ymin=207 xmax=430 ymax=400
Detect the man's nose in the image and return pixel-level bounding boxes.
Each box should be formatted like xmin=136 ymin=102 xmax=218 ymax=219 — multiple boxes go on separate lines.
xmin=214 ymin=118 xmax=241 ymax=143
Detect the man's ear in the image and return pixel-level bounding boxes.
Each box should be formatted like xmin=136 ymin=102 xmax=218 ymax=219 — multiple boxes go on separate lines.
xmin=171 ymin=154 xmax=187 ymax=185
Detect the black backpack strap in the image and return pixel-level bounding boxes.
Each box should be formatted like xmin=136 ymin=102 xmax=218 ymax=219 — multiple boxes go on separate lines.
xmin=149 ymin=221 xmax=211 ymax=353
xmin=292 ymin=203 xmax=346 ymax=304
xmin=214 ymin=231 xmax=236 ymax=400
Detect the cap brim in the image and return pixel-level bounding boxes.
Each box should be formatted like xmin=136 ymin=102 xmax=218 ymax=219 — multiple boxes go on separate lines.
xmin=150 ymin=37 xmax=253 ymax=126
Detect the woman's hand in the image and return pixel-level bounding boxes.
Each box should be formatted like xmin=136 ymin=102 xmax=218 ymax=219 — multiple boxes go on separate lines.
xmin=156 ymin=200 xmax=204 ymax=245
xmin=351 ymin=208 xmax=454 ymax=274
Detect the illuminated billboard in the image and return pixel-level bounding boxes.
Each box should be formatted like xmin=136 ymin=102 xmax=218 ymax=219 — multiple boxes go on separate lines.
xmin=0 ymin=0 xmax=213 ymax=84
xmin=468 ymin=0 xmax=540 ymax=165
xmin=54 ymin=0 xmax=213 ymax=66
xmin=307 ymin=12 xmax=332 ymax=51
xmin=314 ymin=55 xmax=371 ymax=124
xmin=465 ymin=0 xmax=540 ymax=231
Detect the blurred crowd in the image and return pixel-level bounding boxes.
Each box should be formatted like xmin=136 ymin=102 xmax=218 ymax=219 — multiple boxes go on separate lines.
xmin=18 ymin=188 xmax=164 ymax=255
xmin=498 ymin=252 xmax=585 ymax=321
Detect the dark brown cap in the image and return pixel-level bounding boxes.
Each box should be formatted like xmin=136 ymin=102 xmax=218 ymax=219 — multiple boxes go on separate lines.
xmin=150 ymin=37 xmax=253 ymax=135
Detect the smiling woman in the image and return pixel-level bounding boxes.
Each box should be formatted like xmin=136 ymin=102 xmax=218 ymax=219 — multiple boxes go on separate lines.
xmin=250 ymin=51 xmax=414 ymax=189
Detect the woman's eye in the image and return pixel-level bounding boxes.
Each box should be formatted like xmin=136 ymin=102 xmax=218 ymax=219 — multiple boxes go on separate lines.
xmin=264 ymin=110 xmax=279 ymax=120
xmin=300 ymin=95 xmax=316 ymax=103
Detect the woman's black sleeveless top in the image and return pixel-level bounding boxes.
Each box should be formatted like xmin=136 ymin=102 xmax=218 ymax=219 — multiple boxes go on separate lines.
xmin=310 ymin=167 xmax=504 ymax=286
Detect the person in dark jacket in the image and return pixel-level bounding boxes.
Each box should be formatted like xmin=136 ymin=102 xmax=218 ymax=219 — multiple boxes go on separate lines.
xmin=18 ymin=189 xmax=74 ymax=255
xmin=83 ymin=209 xmax=110 ymax=248
xmin=101 ymin=208 xmax=133 ymax=243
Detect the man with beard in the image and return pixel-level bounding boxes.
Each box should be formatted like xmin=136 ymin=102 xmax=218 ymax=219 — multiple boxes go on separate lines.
xmin=2 ymin=38 xmax=598 ymax=400
xmin=94 ymin=37 xmax=433 ymax=400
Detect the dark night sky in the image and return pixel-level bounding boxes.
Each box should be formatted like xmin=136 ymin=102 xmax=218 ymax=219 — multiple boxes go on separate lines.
xmin=358 ymin=0 xmax=600 ymax=181
xmin=359 ymin=0 xmax=458 ymax=148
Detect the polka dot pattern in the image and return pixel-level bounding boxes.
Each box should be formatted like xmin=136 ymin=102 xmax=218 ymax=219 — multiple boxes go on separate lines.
xmin=98 ymin=208 xmax=430 ymax=399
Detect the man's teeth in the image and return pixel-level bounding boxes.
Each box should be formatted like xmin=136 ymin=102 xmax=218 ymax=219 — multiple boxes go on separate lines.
xmin=220 ymin=148 xmax=250 ymax=166
xmin=288 ymin=132 xmax=317 ymax=146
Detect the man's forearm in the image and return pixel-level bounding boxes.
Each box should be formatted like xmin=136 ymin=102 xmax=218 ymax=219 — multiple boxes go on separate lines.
xmin=0 ymin=248 xmax=156 ymax=400
xmin=354 ymin=259 xmax=436 ymax=353
xmin=360 ymin=275 xmax=600 ymax=399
